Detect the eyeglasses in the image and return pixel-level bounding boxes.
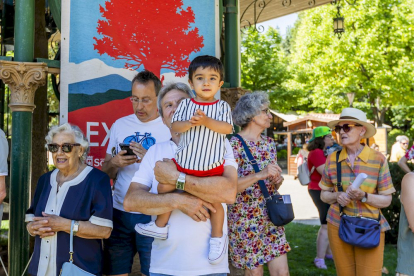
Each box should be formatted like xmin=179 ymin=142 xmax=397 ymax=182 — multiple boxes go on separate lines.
xmin=401 ymin=142 xmax=408 ymax=145
xmin=261 ymin=108 xmax=270 ymax=115
xmin=130 ymin=97 xmax=153 ymax=104
xmin=334 ymin=124 xmax=362 ymax=133
xmin=47 ymin=143 xmax=80 ymax=153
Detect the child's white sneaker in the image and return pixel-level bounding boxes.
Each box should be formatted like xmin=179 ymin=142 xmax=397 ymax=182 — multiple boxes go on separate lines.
xmin=208 ymin=234 xmax=228 ymax=264
xmin=135 ymin=221 xmax=169 ymax=240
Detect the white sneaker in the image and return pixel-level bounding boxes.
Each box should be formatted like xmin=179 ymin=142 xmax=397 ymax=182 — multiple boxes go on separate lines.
xmin=135 ymin=221 xmax=169 ymax=240
xmin=208 ymin=234 xmax=228 ymax=265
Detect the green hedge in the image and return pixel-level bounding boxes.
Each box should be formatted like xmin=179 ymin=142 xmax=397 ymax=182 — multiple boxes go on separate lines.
xmin=292 ymin=147 xmax=300 ymax=155
xmin=383 ymin=162 xmax=414 ymax=244
xmin=277 ymin=149 xmax=287 ymax=160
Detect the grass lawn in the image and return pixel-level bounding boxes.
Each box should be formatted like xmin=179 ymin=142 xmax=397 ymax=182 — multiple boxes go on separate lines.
xmin=263 ymin=222 xmax=397 ymax=276
xmin=0 ymin=220 xmax=8 ymax=248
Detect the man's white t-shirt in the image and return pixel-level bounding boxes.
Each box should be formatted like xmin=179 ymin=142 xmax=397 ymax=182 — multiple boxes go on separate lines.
xmin=0 ymin=129 xmax=8 ymax=176
xmin=131 ymin=139 xmax=237 ymax=276
xmin=106 ymin=114 xmax=171 ymax=212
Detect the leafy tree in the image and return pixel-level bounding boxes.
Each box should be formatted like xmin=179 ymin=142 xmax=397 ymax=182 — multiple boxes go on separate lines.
xmin=93 ymin=0 xmax=204 ymax=78
xmin=241 ymin=27 xmax=307 ymax=112
xmin=287 ymin=0 xmax=414 ymax=125
xmin=386 ymin=105 xmax=414 ymax=139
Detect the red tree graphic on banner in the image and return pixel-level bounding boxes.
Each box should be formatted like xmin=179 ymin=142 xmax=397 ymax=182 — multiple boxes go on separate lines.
xmin=93 ymin=0 xmax=204 ymax=78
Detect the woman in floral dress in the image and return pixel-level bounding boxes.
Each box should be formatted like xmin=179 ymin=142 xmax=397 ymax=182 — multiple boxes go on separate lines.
xmin=229 ymin=92 xmax=291 ymax=276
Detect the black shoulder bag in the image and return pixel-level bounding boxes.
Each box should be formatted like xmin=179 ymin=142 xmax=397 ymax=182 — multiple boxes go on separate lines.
xmin=336 ymin=151 xmax=381 ymax=248
xmin=235 ymin=134 xmax=294 ymax=227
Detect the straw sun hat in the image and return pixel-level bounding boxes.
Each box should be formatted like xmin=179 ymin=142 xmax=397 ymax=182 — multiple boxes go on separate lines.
xmin=327 ymin=108 xmax=376 ymax=138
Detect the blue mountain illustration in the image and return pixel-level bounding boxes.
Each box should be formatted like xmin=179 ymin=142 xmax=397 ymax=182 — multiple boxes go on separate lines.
xmin=68 ymin=74 xmax=132 ymax=112
xmin=69 ymin=74 xmax=132 ymax=95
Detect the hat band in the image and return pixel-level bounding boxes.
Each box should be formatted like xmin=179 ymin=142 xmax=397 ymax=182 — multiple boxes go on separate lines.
xmin=339 ymin=116 xmax=360 ymax=120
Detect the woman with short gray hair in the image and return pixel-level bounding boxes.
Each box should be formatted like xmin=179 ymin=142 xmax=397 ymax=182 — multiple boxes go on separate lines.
xmin=26 ymin=123 xmax=113 ymax=276
xmin=232 ymin=91 xmax=270 ymax=129
xmin=157 ymin=82 xmax=193 ymax=118
xmin=45 ymin=123 xmax=90 ymax=162
xmin=228 ymin=91 xmax=291 ymax=275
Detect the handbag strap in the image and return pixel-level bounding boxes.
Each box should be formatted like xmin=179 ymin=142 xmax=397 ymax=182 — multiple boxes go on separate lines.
xmin=336 ymin=150 xmax=381 ymax=220
xmin=234 ymin=134 xmax=271 ymax=200
xmin=336 ymin=151 xmax=345 ymax=214
xmin=69 ymin=220 xmax=75 ymax=263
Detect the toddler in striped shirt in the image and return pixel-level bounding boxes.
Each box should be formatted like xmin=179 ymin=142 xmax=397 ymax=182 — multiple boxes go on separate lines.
xmin=135 ymin=55 xmax=233 ymax=265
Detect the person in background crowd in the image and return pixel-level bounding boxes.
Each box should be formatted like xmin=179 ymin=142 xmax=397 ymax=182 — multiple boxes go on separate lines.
xmin=229 ymin=91 xmax=290 ymax=276
xmin=294 ymin=135 xmax=302 ymax=147
xmin=398 ymin=143 xmax=414 ymax=174
xmin=26 ymin=123 xmax=113 ymax=276
xmin=306 ymin=126 xmax=334 ymax=269
xmin=305 ymin=135 xmax=310 ymax=144
xmin=370 ymin=143 xmax=380 ymax=152
xmin=396 ymin=171 xmax=414 ymax=276
xmin=325 ymin=134 xmax=342 ymax=156
xmin=0 ymin=129 xmax=8 ymax=206
xmin=320 ymin=108 xmax=395 ymax=276
xmin=390 ymin=135 xmax=409 ymax=162
xmin=101 ymin=70 xmax=171 ymax=276
xmin=294 ymin=143 xmax=308 ymax=180
xmin=123 ymin=82 xmax=238 ymax=276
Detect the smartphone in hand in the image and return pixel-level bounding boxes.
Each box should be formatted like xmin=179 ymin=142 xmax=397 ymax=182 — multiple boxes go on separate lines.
xmin=119 ymin=143 xmax=136 ymax=156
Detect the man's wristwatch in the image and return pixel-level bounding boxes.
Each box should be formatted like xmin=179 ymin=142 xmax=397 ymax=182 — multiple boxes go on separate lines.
xmin=361 ymin=192 xmax=368 ymax=203
xmin=176 ymin=172 xmax=186 ymax=190
xmin=73 ymin=220 xmax=80 ymax=236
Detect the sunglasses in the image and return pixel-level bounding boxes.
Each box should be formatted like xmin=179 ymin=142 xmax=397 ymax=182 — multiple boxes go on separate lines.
xmin=47 ymin=143 xmax=80 ymax=153
xmin=334 ymin=124 xmax=362 ymax=133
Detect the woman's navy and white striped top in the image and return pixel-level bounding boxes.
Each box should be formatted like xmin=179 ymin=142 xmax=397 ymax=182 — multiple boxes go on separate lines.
xmin=171 ymin=98 xmax=233 ymax=171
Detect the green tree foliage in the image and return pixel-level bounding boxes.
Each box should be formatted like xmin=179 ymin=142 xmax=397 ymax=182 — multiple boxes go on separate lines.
xmin=241 ymin=27 xmax=308 ymax=112
xmin=287 ymin=0 xmax=414 ymax=125
xmin=241 ymin=27 xmax=286 ymax=91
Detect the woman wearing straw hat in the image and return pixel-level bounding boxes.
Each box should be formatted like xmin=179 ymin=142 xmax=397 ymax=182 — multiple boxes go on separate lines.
xmin=320 ymin=108 xmax=395 ymax=276
xmin=306 ymin=126 xmax=334 ymax=269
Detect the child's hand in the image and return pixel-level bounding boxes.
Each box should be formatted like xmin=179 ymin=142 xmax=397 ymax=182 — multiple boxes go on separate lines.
xmin=189 ymin=109 xmax=207 ymax=126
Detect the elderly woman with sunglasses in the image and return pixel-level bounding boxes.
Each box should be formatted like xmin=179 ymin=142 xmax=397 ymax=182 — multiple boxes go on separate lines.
xmin=320 ymin=108 xmax=395 ymax=276
xmin=228 ymin=92 xmax=290 ymax=276
xmin=25 ymin=123 xmax=113 ymax=276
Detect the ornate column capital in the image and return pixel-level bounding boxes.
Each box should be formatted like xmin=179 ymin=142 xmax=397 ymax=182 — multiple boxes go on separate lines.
xmin=221 ymin=87 xmax=249 ymax=109
xmin=0 ymin=61 xmax=47 ymax=112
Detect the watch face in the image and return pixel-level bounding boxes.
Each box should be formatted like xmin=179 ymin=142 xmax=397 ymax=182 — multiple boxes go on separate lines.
xmin=73 ymin=222 xmax=79 ymax=231
xmin=361 ymin=197 xmax=367 ymax=203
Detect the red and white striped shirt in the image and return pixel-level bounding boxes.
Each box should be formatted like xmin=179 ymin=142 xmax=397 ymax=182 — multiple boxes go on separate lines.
xmin=171 ymin=98 xmax=233 ymax=171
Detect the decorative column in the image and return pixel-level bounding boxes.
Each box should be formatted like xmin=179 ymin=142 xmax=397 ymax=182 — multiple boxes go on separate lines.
xmin=0 ymin=61 xmax=47 ymax=276
xmin=224 ymin=0 xmax=240 ymax=88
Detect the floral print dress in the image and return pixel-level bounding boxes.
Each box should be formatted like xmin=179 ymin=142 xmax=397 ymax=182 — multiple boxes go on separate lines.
xmin=228 ymin=135 xmax=291 ymax=270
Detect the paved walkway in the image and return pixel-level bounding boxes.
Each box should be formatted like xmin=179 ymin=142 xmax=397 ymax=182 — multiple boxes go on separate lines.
xmin=278 ymin=173 xmax=320 ymax=226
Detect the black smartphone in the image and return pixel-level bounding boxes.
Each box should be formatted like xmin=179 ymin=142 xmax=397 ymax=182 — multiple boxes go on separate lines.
xmin=119 ymin=143 xmax=135 ymax=156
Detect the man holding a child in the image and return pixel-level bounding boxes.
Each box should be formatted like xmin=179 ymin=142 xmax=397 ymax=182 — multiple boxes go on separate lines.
xmin=124 ymin=56 xmax=238 ymax=276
